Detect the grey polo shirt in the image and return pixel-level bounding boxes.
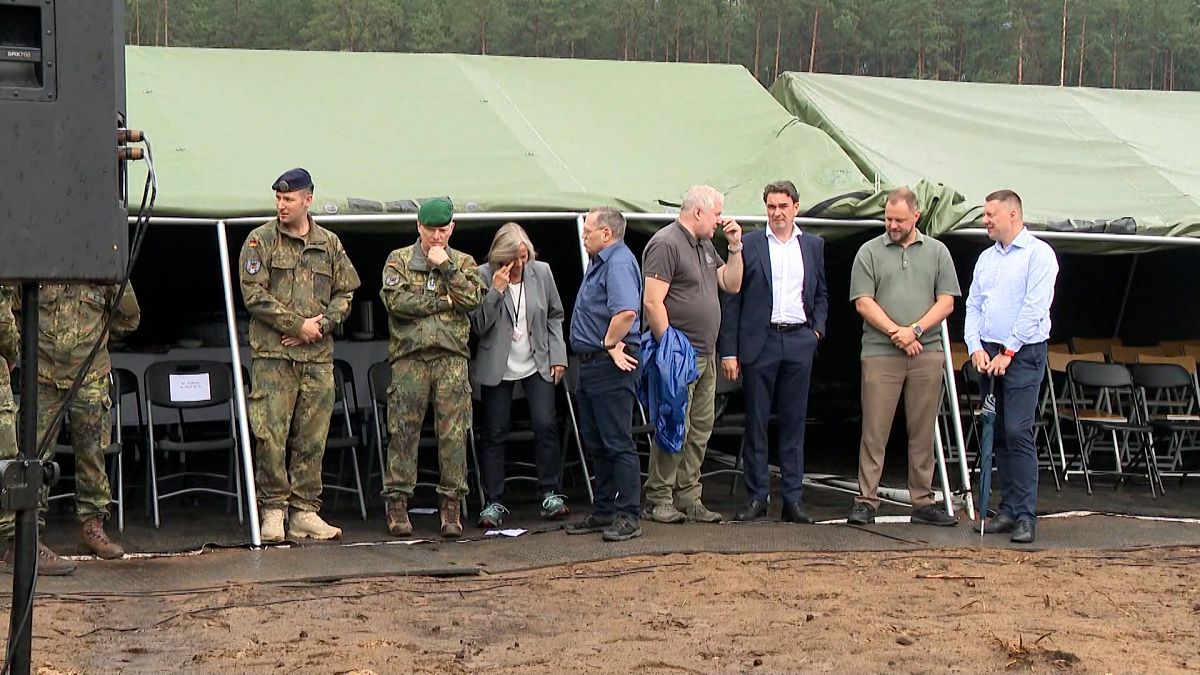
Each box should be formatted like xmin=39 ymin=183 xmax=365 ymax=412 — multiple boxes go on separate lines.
xmin=643 ymin=220 xmax=724 ymax=355
xmin=849 ymin=231 xmax=961 ymax=357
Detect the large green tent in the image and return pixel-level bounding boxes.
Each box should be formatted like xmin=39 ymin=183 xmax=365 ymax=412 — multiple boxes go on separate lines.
xmin=771 ymin=72 xmax=1200 ymax=243
xmin=126 ymin=47 xmax=874 ymax=221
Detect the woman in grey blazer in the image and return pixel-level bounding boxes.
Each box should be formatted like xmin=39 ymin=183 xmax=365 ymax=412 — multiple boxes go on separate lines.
xmin=469 ymin=223 xmax=569 ymax=528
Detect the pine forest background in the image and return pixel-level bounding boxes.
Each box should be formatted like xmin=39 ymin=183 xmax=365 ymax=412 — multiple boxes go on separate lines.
xmin=125 ymin=0 xmax=1200 ymax=91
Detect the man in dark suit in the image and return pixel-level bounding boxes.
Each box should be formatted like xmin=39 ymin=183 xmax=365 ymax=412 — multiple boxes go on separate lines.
xmin=720 ymin=180 xmax=828 ymax=523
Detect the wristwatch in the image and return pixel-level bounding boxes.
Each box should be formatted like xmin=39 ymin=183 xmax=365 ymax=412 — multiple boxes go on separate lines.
xmin=910 ymin=323 xmax=923 ymax=337
xmin=1003 ymin=348 xmax=1017 ymax=357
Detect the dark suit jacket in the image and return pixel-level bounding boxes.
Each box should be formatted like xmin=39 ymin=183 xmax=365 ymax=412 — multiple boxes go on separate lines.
xmin=718 ymin=227 xmax=829 ymax=367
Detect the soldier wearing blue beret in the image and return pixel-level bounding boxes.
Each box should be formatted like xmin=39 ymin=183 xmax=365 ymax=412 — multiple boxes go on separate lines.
xmin=239 ymin=168 xmax=361 ymax=542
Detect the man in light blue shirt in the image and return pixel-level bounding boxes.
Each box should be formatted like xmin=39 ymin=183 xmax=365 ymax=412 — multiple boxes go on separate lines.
xmin=965 ymin=190 xmax=1059 ymax=544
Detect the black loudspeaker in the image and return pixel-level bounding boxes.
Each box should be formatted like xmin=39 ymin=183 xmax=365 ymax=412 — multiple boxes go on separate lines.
xmin=0 ymin=0 xmax=128 ymax=282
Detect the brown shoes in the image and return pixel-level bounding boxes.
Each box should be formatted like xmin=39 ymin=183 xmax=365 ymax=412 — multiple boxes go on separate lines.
xmin=386 ymin=497 xmax=413 ymax=536
xmin=80 ymin=516 xmax=124 ymax=559
xmin=439 ymin=496 xmax=462 ymax=539
xmin=3 ymin=540 xmax=77 ymax=576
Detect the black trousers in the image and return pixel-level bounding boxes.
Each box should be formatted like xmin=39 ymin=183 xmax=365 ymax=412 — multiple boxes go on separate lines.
xmin=476 ymin=372 xmax=561 ymax=504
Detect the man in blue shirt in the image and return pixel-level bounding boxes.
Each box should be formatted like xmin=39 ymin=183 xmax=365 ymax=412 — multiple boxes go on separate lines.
xmin=965 ymin=190 xmax=1059 ymax=544
xmin=565 ymin=207 xmax=644 ymax=541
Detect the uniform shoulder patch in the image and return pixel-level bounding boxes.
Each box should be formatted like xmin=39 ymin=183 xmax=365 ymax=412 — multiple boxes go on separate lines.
xmin=246 ymin=259 xmax=262 ymax=275
xmin=384 ymin=274 xmax=400 ymax=287
xmin=248 ymin=238 xmax=259 ymax=248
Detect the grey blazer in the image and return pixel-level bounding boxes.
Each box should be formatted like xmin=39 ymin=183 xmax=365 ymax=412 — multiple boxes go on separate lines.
xmin=469 ymin=260 xmax=568 ymax=387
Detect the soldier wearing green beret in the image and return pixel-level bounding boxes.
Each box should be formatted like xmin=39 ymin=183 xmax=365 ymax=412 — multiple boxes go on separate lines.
xmin=239 ymin=168 xmax=361 ymax=542
xmin=380 ymin=197 xmax=485 ymax=538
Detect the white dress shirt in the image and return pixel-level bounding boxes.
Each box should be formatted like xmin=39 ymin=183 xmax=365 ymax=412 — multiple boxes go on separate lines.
xmin=766 ymin=225 xmax=808 ymax=324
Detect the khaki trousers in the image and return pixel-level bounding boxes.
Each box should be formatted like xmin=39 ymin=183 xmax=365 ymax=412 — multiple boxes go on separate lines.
xmin=645 ymin=354 xmax=716 ymax=508
xmin=856 ymin=352 xmax=944 ymax=509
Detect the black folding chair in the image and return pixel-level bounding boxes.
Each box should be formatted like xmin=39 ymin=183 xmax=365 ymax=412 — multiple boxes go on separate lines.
xmin=1131 ymin=363 xmax=1200 ymax=485
xmin=143 ymin=360 xmax=244 ymax=528
xmin=322 ymin=359 xmax=368 ymax=520
xmin=1065 ymin=361 xmax=1162 ymax=496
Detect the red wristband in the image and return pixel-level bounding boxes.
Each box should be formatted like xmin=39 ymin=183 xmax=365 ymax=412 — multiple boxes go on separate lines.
xmin=1002 ymin=348 xmax=1017 ymax=357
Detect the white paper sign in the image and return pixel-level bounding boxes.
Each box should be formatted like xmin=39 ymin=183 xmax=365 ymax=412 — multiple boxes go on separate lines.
xmin=168 ymin=373 xmax=211 ymax=402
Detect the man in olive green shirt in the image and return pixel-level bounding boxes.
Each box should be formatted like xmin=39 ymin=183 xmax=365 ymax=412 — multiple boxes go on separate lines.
xmin=847 ymin=187 xmax=960 ymax=527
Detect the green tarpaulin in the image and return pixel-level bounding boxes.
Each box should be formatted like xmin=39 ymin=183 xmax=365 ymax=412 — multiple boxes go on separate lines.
xmin=126 ymin=47 xmax=873 ymax=221
xmin=771 ymin=72 xmax=1200 ymax=243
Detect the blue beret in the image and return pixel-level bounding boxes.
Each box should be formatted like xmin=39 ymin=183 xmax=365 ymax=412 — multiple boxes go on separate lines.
xmin=272 ymin=168 xmax=313 ymax=193
xmin=417 ymin=197 xmax=454 ymax=227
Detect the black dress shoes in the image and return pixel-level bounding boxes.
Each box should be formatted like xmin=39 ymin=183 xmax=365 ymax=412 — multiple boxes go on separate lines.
xmin=978 ymin=512 xmax=1018 ymax=534
xmin=1010 ymin=518 xmax=1036 ymax=544
xmin=733 ymin=499 xmax=769 ymax=522
xmin=781 ymin=502 xmax=813 ymax=524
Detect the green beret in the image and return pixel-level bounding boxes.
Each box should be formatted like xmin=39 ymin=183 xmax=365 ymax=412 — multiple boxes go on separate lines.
xmin=417 ymin=197 xmax=454 ymax=227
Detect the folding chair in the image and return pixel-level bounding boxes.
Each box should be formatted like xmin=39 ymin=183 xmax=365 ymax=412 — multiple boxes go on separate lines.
xmin=321 ymin=359 xmax=367 ymax=520
xmin=143 ymin=360 xmax=244 ymax=528
xmin=1044 ymin=351 xmax=1106 ymax=483
xmin=366 ymin=360 xmax=484 ymax=513
xmin=1064 ymin=361 xmax=1162 ymax=496
xmin=1109 ymin=344 xmax=1165 ymax=364
xmin=47 ymin=373 xmax=127 ymax=532
xmin=1131 ymin=361 xmax=1200 ymax=484
xmin=1047 ymin=343 xmax=1072 ymax=354
xmin=1071 ymin=337 xmax=1120 ymax=354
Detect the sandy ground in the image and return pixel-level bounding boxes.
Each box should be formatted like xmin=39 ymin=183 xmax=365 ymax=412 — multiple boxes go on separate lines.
xmin=13 ymin=547 xmax=1200 ymax=675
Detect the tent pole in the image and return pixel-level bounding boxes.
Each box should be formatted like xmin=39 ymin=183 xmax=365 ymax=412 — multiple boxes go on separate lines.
xmin=1113 ymin=253 xmax=1139 ymax=339
xmin=933 ymin=418 xmax=955 ymax=516
xmin=940 ymin=320 xmax=975 ymax=520
xmin=576 ymin=214 xmax=589 ymax=275
xmin=216 ymin=220 xmax=262 ymax=547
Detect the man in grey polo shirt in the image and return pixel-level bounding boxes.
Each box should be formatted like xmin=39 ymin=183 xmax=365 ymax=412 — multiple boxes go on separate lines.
xmin=847 ymin=187 xmax=960 ymax=526
xmin=642 ymin=185 xmax=743 ymax=524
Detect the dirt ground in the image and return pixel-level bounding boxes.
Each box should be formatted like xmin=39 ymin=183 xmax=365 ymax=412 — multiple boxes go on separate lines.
xmin=15 ymin=546 xmax=1200 ymax=674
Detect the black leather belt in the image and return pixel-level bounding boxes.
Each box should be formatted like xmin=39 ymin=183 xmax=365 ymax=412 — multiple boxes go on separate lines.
xmin=771 ymin=322 xmax=808 ymax=332
xmin=577 ymin=343 xmax=637 ymax=363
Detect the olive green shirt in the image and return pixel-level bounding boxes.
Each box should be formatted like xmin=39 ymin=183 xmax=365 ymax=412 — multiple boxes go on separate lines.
xmin=849 ymin=231 xmax=960 ymax=358
xmin=239 ymin=217 xmax=361 ymax=363
xmin=380 ymin=244 xmax=485 ymax=362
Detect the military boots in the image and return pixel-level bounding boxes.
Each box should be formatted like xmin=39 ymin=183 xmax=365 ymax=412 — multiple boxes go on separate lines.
xmin=80 ymin=516 xmax=124 ymax=559
xmin=439 ymin=496 xmax=462 ymax=538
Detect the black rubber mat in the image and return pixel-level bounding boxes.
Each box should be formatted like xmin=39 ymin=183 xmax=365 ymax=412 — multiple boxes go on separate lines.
xmin=27 ymin=513 xmax=1200 ymax=595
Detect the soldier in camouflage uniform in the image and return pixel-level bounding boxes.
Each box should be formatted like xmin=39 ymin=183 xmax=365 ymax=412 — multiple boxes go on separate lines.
xmin=380 ymin=197 xmax=484 ymax=538
xmin=239 ymin=168 xmax=360 ymax=542
xmin=0 ymin=290 xmax=74 ymax=574
xmin=0 ymin=282 xmax=138 ymax=570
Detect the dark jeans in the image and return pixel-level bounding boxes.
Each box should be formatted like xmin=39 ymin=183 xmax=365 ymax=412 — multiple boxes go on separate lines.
xmin=477 ymin=373 xmax=561 ymax=504
xmin=576 ymin=358 xmax=641 ymax=521
xmin=982 ymin=341 xmax=1048 ymax=522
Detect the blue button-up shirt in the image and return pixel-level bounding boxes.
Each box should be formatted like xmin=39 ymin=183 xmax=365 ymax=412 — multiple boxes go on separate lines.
xmin=964 ymin=228 xmax=1059 ymax=354
xmin=571 ymin=241 xmax=643 ymax=353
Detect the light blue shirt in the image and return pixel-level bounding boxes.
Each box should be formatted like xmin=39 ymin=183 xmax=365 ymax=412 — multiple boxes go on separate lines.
xmin=964 ymin=228 xmax=1059 ymax=354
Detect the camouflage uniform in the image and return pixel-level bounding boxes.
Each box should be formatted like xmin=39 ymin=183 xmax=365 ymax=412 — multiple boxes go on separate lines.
xmin=239 ymin=217 xmax=360 ymax=513
xmin=0 ymin=283 xmax=140 ymax=536
xmin=0 ymin=288 xmax=18 ymax=492
xmin=380 ymin=244 xmax=484 ymax=499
